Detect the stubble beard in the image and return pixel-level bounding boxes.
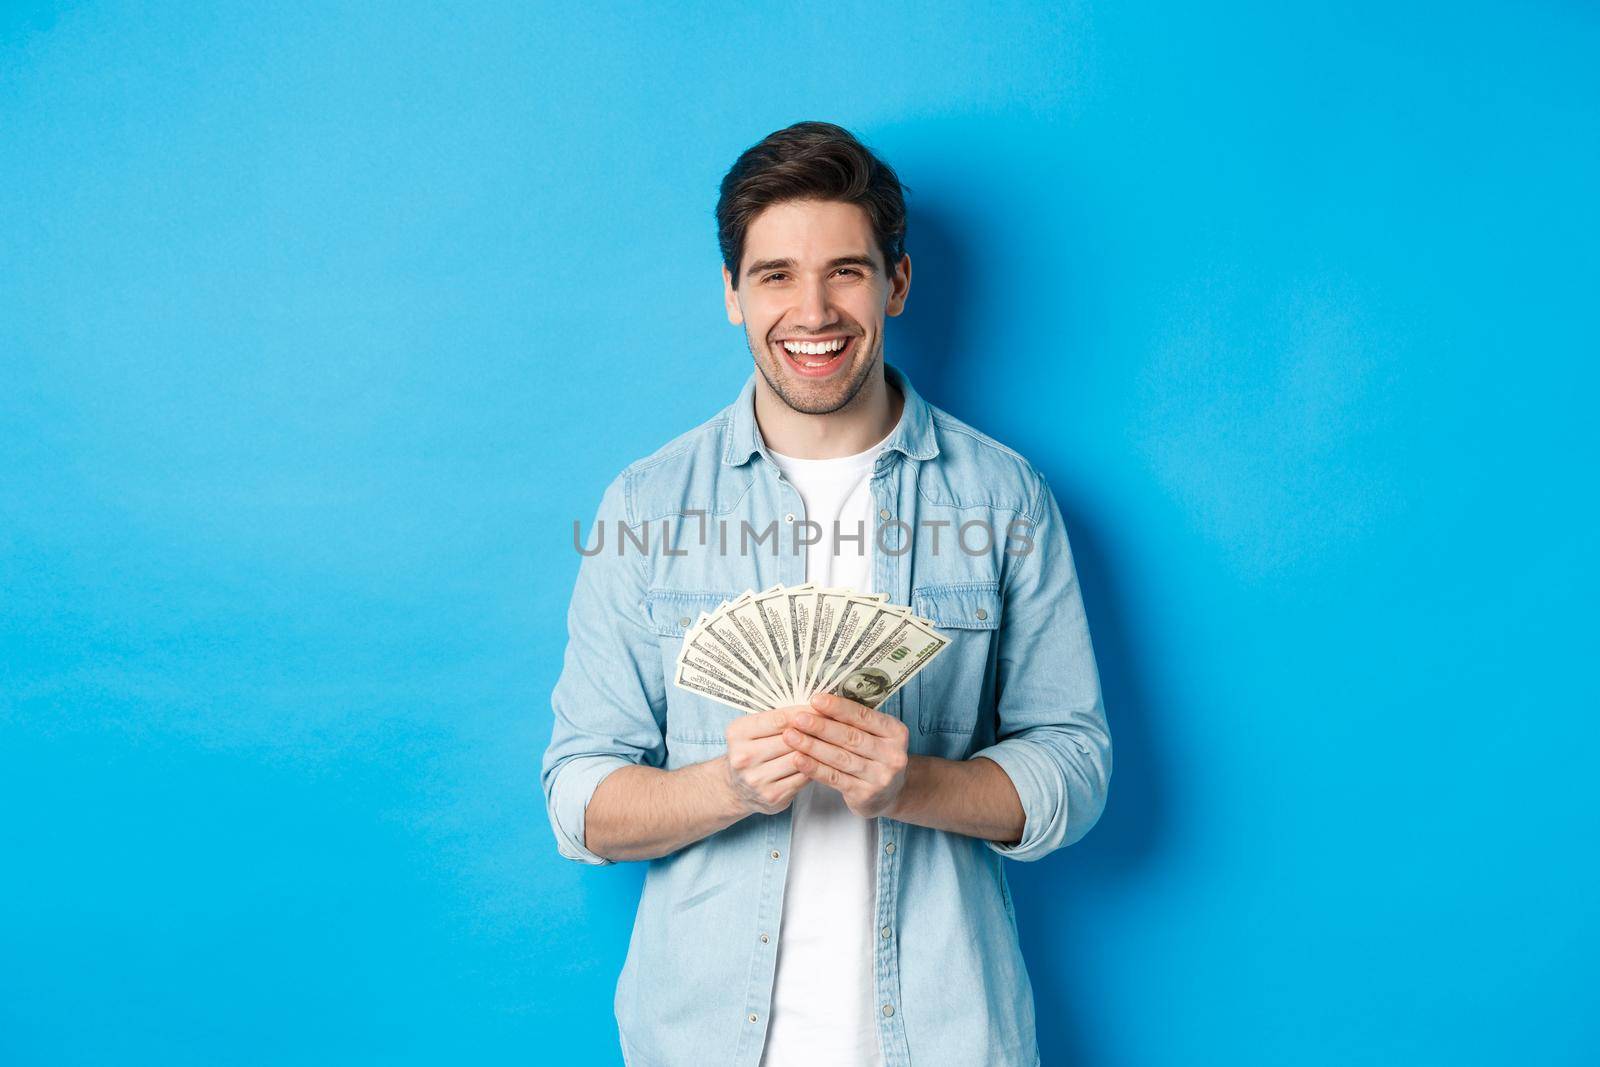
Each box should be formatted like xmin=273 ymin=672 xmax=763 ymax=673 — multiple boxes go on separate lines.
xmin=748 ymin=328 xmax=882 ymax=417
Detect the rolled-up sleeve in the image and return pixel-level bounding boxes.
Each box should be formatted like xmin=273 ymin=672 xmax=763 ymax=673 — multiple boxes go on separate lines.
xmin=970 ymin=468 xmax=1112 ymax=862
xmin=541 ymin=472 xmax=668 ymax=866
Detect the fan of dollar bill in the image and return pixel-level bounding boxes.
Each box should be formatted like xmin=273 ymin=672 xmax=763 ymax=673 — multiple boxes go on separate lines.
xmin=673 ymin=583 xmax=950 ymax=715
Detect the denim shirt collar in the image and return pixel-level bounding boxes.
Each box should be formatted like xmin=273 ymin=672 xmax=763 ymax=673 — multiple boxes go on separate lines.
xmin=720 ymin=360 xmax=939 ymax=468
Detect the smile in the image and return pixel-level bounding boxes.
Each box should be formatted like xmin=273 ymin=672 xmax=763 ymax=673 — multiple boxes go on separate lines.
xmin=774 ymin=334 xmax=857 ymax=378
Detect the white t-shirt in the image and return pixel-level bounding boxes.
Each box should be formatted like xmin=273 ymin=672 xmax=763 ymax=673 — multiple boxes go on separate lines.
xmin=759 ymin=436 xmax=887 ymax=1067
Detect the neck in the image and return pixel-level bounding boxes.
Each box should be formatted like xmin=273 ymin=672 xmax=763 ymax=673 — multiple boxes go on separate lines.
xmin=754 ymin=365 xmax=904 ymax=460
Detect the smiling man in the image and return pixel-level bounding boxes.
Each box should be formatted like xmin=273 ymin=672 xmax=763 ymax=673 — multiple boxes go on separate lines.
xmin=542 ymin=121 xmax=1112 ymax=1067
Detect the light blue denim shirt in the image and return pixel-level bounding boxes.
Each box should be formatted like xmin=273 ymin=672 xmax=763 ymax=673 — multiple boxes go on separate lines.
xmin=542 ymin=362 xmax=1112 ymax=1067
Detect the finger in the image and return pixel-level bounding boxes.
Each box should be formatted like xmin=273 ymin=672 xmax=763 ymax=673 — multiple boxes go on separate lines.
xmin=769 ymin=769 xmax=808 ymax=795
xmin=793 ymin=747 xmax=871 ymax=792
xmin=809 ymin=692 xmax=899 ymax=738
xmin=788 ymin=709 xmax=878 ymax=758
xmin=750 ymin=748 xmax=806 ymax=785
xmin=785 ymin=727 xmax=875 ymax=783
xmin=729 ymin=733 xmax=796 ymax=771
xmin=730 ymin=707 xmax=794 ymax=740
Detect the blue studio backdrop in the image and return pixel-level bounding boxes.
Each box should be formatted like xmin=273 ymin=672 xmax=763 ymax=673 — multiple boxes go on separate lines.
xmin=2 ymin=3 xmax=1595 ymax=1064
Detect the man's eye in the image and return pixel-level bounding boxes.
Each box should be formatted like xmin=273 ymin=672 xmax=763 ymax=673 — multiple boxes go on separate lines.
xmin=835 ymin=268 xmax=862 ymax=278
xmin=763 ymin=273 xmax=788 ymax=284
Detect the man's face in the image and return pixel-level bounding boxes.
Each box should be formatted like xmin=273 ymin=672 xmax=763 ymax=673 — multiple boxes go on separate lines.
xmin=842 ymin=669 xmax=889 ymax=703
xmin=723 ymin=199 xmax=911 ymax=416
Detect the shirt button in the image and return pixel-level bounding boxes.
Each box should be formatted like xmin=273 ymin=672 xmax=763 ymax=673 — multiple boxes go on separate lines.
xmin=878 ymin=507 xmax=891 ymax=520
xmin=771 ymin=849 xmax=781 ymax=859
xmin=884 ymin=841 xmax=896 ymax=855
xmin=880 ymin=926 xmax=891 ymax=939
xmin=975 ymin=608 xmax=987 ymax=620
xmin=882 ymin=1004 xmax=895 ymax=1018
xmin=678 ymin=616 xmax=692 ymax=627
xmin=784 ymin=513 xmax=795 ymax=523
xmin=748 ymin=1012 xmax=758 ymax=1023
xmin=760 ymin=933 xmax=770 ymax=944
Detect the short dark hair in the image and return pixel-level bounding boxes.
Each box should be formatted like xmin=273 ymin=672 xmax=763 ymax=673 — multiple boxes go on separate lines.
xmin=716 ymin=121 xmax=908 ymax=288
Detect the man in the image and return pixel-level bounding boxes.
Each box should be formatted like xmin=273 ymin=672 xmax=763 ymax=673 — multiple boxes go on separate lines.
xmin=542 ymin=121 xmax=1112 ymax=1067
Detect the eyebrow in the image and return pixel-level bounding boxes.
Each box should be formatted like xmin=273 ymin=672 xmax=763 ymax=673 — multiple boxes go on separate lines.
xmin=743 ymin=255 xmax=879 ymax=278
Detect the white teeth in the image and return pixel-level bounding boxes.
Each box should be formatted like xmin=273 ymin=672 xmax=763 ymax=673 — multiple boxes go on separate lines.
xmin=781 ymin=337 xmax=846 ymax=356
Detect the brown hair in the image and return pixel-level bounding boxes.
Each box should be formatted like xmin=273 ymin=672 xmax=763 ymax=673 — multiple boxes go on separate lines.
xmin=716 ymin=121 xmax=908 ymax=289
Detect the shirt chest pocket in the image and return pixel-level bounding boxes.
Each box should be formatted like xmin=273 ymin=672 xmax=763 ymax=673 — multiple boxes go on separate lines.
xmin=911 ymin=582 xmax=1001 ymax=736
xmin=644 ymin=589 xmax=746 ymax=747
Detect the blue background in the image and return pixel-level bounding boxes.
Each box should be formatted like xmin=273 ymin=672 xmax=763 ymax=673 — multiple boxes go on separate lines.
xmin=3 ymin=2 xmax=1596 ymax=1064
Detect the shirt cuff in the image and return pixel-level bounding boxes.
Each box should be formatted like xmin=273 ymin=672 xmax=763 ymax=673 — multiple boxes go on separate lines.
xmin=969 ymin=738 xmax=1068 ymax=863
xmin=547 ymin=753 xmax=633 ymax=866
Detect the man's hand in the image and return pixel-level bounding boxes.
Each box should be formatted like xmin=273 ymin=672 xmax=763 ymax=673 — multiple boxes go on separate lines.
xmin=724 ymin=708 xmax=810 ymax=815
xmin=783 ymin=692 xmax=910 ymax=819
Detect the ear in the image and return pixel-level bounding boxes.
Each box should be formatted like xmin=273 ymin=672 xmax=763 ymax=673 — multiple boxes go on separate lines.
xmin=885 ymin=253 xmax=912 ymax=317
xmin=723 ymin=265 xmax=744 ymax=326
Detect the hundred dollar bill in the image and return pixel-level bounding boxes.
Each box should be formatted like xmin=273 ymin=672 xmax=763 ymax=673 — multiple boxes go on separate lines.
xmin=818 ymin=613 xmax=949 ymax=709
xmin=716 ymin=595 xmax=785 ymax=698
xmin=809 ymin=602 xmax=907 ymax=697
xmin=722 ymin=591 xmax=791 ymax=703
xmin=798 ymin=591 xmax=859 ymax=699
xmin=693 ymin=607 xmax=789 ymax=709
xmin=669 ymin=583 xmax=926 ymax=713
xmin=813 ymin=608 xmax=921 ymax=695
xmin=798 ymin=588 xmax=883 ymax=689
xmin=674 ymin=658 xmax=773 ymax=715
xmin=800 ymin=594 xmax=887 ymax=701
xmin=752 ymin=586 xmax=800 ymax=701
xmin=682 ymin=624 xmax=785 ymax=710
xmin=783 ymin=585 xmax=817 ymax=704
xmin=799 ymin=588 xmax=848 ymax=698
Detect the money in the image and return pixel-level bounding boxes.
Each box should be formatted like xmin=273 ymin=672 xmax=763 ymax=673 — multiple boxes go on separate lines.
xmin=672 ymin=584 xmax=948 ymax=713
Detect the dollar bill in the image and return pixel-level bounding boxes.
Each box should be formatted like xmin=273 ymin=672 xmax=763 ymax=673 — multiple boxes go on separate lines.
xmin=682 ymin=623 xmax=786 ymax=709
xmin=674 ymin=657 xmax=773 ymax=715
xmin=693 ymin=609 xmax=789 ymax=708
xmin=818 ymin=613 xmax=949 ymax=709
xmin=670 ymin=584 xmax=949 ymax=716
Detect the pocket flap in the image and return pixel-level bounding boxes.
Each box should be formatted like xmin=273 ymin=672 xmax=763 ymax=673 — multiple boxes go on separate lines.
xmin=911 ymin=581 xmax=1001 ymax=631
xmin=644 ymin=590 xmax=740 ymax=638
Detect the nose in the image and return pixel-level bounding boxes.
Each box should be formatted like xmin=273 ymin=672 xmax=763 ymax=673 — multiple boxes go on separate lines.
xmin=792 ymin=276 xmax=837 ymax=330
